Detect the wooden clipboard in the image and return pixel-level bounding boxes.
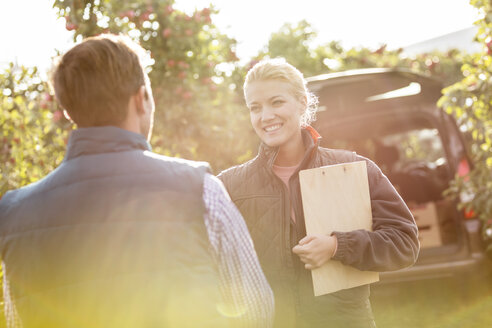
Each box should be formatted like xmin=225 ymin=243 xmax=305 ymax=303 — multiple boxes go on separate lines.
xmin=299 ymin=161 xmax=379 ymax=296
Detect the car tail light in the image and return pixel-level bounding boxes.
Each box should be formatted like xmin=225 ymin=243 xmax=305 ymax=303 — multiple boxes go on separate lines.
xmin=457 ymin=157 xmax=470 ymax=177
xmin=457 ymin=157 xmax=475 ymax=219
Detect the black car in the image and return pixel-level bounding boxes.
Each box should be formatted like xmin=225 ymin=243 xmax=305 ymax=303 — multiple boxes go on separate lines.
xmin=307 ymin=68 xmax=491 ymax=282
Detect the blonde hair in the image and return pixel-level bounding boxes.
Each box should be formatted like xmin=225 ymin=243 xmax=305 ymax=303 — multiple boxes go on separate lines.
xmin=244 ymin=58 xmax=318 ymax=126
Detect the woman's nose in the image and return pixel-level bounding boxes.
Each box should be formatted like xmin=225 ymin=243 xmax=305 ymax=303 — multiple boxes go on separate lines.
xmin=261 ymin=107 xmax=275 ymax=122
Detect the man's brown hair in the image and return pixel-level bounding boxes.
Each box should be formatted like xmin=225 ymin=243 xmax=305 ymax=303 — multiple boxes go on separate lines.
xmin=52 ymin=34 xmax=148 ymax=127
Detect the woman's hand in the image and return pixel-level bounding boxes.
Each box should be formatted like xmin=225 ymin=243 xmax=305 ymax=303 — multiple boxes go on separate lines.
xmin=292 ymin=234 xmax=337 ymax=270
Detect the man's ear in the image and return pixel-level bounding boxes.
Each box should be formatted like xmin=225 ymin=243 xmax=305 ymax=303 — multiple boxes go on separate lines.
xmin=134 ymin=85 xmax=147 ymax=115
xmin=63 ymin=110 xmax=73 ymax=122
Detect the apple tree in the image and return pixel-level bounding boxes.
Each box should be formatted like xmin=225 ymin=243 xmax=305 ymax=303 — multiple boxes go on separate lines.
xmin=53 ymin=0 xmax=257 ymax=172
xmin=0 ymin=63 xmax=72 ymax=198
xmin=438 ymin=0 xmax=492 ymax=250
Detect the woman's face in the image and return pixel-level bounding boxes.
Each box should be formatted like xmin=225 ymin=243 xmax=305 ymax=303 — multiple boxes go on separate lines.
xmin=245 ymin=79 xmax=305 ymax=149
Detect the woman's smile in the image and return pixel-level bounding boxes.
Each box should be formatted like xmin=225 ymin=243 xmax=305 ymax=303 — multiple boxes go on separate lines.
xmin=263 ymin=123 xmax=283 ymax=133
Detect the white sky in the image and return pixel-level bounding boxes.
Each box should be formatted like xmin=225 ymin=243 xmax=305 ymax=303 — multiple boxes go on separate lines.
xmin=0 ymin=0 xmax=480 ymax=72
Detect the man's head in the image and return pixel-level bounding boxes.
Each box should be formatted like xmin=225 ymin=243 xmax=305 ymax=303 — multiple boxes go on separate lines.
xmin=52 ymin=34 xmax=155 ymax=139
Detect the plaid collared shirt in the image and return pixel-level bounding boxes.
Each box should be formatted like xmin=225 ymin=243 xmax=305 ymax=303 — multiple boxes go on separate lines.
xmin=203 ymin=173 xmax=274 ymax=328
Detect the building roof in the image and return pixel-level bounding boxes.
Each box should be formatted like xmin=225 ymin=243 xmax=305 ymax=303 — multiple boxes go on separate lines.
xmin=402 ymin=26 xmax=480 ymax=55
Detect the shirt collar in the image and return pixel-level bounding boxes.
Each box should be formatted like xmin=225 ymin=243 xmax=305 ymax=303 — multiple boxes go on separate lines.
xmin=64 ymin=126 xmax=151 ymax=161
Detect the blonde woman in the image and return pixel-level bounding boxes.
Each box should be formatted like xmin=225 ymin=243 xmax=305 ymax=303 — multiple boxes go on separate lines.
xmin=218 ymin=59 xmax=419 ymax=328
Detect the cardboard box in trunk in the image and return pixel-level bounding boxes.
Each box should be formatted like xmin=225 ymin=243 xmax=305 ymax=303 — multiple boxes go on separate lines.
xmin=410 ymin=202 xmax=442 ymax=249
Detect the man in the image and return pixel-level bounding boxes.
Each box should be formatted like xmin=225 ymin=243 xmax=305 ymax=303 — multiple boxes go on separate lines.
xmin=0 ymin=34 xmax=273 ymax=328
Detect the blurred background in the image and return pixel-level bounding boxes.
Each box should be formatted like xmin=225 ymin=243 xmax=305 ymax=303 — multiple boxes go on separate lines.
xmin=1 ymin=1 xmax=492 ymax=327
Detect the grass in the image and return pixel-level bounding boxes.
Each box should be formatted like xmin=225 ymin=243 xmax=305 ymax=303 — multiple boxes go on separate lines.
xmin=0 ymin=270 xmax=490 ymax=327
xmin=371 ymin=274 xmax=492 ymax=328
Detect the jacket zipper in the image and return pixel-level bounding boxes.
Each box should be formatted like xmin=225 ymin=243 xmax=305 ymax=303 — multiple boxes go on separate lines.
xmin=268 ymin=150 xmax=291 ymax=268
xmin=264 ymin=133 xmax=321 ymax=270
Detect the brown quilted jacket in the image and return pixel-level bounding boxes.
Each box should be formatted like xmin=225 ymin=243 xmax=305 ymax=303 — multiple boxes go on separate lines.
xmin=218 ymin=127 xmax=419 ymax=328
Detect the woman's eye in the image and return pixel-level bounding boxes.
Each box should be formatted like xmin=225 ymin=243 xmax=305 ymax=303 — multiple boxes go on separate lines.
xmin=250 ymin=106 xmax=260 ymax=113
xmin=272 ymin=99 xmax=284 ymax=106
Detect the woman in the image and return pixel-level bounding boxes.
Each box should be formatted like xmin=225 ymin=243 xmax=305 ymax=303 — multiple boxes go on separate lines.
xmin=218 ymin=59 xmax=419 ymax=328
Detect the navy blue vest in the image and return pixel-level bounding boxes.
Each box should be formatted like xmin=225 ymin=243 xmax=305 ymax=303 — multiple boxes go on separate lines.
xmin=0 ymin=127 xmax=229 ymax=327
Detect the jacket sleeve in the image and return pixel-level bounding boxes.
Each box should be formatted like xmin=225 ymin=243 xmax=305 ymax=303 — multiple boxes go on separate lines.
xmin=331 ymin=156 xmax=420 ymax=272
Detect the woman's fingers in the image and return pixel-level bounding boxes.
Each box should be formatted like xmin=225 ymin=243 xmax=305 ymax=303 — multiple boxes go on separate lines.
xmin=293 ymin=235 xmax=318 ymax=254
xmin=299 ymin=255 xmax=321 ymax=267
xmin=292 ymin=244 xmax=308 ymax=255
xmin=298 ymin=255 xmax=309 ymax=263
xmin=297 ymin=254 xmax=319 ymax=266
xmin=293 ymin=234 xmax=337 ymax=270
xmin=303 ymin=261 xmax=322 ymax=270
xmin=298 ymin=235 xmax=316 ymax=246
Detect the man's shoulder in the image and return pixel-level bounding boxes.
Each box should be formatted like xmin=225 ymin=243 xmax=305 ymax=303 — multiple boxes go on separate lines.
xmin=0 ymin=183 xmax=35 ymax=211
xmin=142 ymin=151 xmax=211 ymax=175
xmin=0 ymin=153 xmax=211 ymax=213
xmin=0 ymin=165 xmax=63 ymax=212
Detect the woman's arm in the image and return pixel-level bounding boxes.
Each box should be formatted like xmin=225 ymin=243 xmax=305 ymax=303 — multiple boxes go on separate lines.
xmin=330 ymin=157 xmax=420 ymax=272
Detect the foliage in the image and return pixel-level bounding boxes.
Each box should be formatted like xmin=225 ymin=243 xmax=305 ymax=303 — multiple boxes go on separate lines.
xmin=53 ymin=0 xmax=256 ymax=173
xmin=0 ymin=63 xmax=71 ymax=198
xmin=251 ymin=20 xmax=467 ymax=86
xmin=254 ymin=20 xmax=333 ymax=77
xmin=438 ymin=0 xmax=492 ymax=248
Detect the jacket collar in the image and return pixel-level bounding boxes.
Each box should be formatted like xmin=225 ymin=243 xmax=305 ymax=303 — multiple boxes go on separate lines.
xmin=258 ymin=126 xmax=322 ymax=169
xmin=64 ymin=126 xmax=151 ymax=161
